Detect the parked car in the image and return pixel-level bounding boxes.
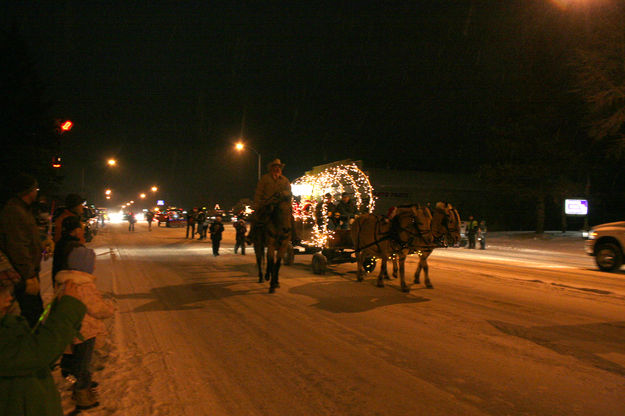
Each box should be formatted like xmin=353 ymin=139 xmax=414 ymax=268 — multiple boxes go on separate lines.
xmin=585 ymin=221 xmax=625 ymax=271
xmin=157 ymin=209 xmax=186 ymax=227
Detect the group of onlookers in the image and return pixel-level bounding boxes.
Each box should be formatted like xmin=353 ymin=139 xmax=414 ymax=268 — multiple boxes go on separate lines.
xmin=0 ymin=173 xmax=114 ymax=414
xmin=465 ymin=215 xmax=487 ymax=249
xmin=184 ymin=208 xmax=248 ymax=256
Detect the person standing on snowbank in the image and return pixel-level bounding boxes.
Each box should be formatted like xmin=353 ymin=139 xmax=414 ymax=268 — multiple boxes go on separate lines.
xmin=0 ymin=279 xmax=86 ymax=416
xmin=55 ymin=246 xmax=115 ymax=411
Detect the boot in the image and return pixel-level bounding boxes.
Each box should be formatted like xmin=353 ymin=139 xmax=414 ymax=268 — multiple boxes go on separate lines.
xmin=74 ymin=387 xmax=99 ymax=410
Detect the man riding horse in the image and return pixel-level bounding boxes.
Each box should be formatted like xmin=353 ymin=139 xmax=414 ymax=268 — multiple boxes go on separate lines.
xmin=246 ymin=158 xmax=299 ymax=245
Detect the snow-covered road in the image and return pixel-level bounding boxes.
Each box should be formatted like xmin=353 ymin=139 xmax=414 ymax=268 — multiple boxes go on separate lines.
xmin=49 ymin=223 xmax=625 ymax=416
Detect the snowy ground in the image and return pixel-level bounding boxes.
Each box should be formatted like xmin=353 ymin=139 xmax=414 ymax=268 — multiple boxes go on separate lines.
xmin=38 ymin=223 xmax=624 ymax=416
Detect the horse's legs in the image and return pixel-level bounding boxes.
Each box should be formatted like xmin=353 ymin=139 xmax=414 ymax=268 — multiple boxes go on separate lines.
xmin=269 ymin=257 xmax=282 ymax=293
xmin=255 ymin=245 xmax=264 ymax=283
xmin=422 ymin=255 xmax=433 ymax=289
xmin=392 ymin=257 xmax=398 ymax=279
xmin=265 ymin=249 xmax=273 ymax=282
xmin=356 ymin=253 xmax=364 ymax=282
xmin=377 ymin=257 xmax=387 ymax=287
xmin=414 ymin=257 xmax=423 ymax=285
xmin=399 ymin=255 xmax=409 ymax=292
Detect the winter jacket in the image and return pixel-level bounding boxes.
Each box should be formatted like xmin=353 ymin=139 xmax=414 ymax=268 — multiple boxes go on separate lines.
xmin=336 ymin=199 xmax=357 ymax=219
xmin=0 ymin=295 xmax=86 ymax=416
xmin=53 ymin=209 xmax=81 ymax=243
xmin=0 ymin=197 xmax=42 ymax=282
xmin=51 ymin=236 xmax=82 ymax=282
xmin=234 ymin=221 xmax=247 ymax=241
xmin=209 ymin=222 xmax=225 ymax=241
xmin=54 ymin=270 xmax=115 ymax=344
xmin=253 ymin=173 xmax=291 ymax=209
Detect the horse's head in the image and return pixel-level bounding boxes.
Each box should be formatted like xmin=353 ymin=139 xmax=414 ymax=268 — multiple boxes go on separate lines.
xmin=270 ymin=195 xmax=293 ymax=237
xmin=431 ymin=202 xmax=461 ymax=247
xmin=394 ymin=205 xmax=433 ymax=246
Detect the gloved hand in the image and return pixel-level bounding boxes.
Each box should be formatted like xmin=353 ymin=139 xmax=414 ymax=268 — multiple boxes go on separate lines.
xmin=42 ymin=238 xmax=55 ymax=261
xmin=25 ymin=277 xmax=40 ymax=295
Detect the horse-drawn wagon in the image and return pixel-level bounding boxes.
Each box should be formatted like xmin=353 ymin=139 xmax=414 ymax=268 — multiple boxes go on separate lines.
xmin=289 ymin=162 xmax=376 ymax=274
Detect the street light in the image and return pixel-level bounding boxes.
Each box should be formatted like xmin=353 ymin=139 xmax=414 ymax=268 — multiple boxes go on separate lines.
xmin=235 ymin=141 xmax=261 ymax=182
xmin=105 ymin=189 xmax=112 ymax=195
xmin=140 ymin=193 xmax=146 ymax=199
xmin=107 ymin=159 xmax=117 ymax=167
xmin=151 ymin=186 xmax=158 ymax=192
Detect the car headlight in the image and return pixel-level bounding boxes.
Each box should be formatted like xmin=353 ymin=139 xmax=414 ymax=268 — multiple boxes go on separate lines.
xmin=588 ymin=231 xmax=597 ymax=240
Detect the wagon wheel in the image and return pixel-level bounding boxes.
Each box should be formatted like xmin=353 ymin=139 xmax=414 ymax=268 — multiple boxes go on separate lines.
xmin=312 ymin=253 xmax=327 ymax=275
xmin=283 ymin=244 xmax=295 ymax=265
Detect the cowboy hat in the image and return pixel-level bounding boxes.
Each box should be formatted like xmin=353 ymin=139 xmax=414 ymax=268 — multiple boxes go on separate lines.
xmin=267 ymin=158 xmax=285 ymax=170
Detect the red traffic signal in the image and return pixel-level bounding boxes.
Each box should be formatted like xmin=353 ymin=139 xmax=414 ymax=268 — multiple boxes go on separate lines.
xmin=60 ymin=120 xmax=73 ymax=131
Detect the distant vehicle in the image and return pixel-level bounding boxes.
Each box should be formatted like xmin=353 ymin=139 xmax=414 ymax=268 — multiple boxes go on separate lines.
xmin=585 ymin=221 xmax=625 ymax=271
xmin=157 ymin=209 xmax=186 ymax=227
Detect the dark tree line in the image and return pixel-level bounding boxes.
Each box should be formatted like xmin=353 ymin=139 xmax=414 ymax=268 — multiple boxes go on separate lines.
xmin=0 ymin=27 xmax=60 ymax=205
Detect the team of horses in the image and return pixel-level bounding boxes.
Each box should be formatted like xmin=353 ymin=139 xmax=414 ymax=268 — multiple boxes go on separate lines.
xmin=252 ymin=195 xmax=461 ymax=294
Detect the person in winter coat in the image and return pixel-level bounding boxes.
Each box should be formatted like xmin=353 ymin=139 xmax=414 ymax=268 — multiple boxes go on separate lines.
xmin=185 ymin=208 xmax=197 ymax=238
xmin=0 ymin=279 xmax=86 ymax=416
xmin=127 ymin=211 xmax=136 ymax=232
xmin=53 ymin=193 xmax=85 ymax=243
xmin=466 ymin=215 xmax=478 ymax=249
xmin=209 ymin=215 xmax=225 ymax=256
xmin=0 ymin=173 xmax=44 ymax=327
xmin=233 ymin=219 xmax=247 ymax=254
xmin=247 ymin=158 xmax=299 ymax=244
xmin=52 ymin=216 xmax=84 ymax=285
xmin=196 ymin=210 xmax=207 ymax=240
xmin=55 ymin=246 xmax=115 ymax=410
xmin=335 ymin=192 xmax=357 ymax=229
xmin=145 ymin=210 xmax=155 ymax=231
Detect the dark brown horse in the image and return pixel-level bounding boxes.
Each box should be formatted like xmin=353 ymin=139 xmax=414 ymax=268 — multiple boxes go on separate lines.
xmin=253 ymin=195 xmax=292 ymax=293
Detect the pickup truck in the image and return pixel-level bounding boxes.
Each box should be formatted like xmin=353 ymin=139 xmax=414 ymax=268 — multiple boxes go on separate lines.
xmin=585 ymin=221 xmax=625 ymax=271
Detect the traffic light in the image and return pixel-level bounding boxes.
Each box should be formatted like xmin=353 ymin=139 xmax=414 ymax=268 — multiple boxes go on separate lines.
xmin=60 ymin=120 xmax=73 ymax=131
xmin=52 ymin=156 xmax=62 ymax=168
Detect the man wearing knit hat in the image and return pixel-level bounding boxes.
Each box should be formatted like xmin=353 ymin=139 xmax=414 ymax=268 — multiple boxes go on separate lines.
xmin=54 ymin=193 xmax=86 ymax=243
xmin=0 ymin=173 xmax=44 ymax=327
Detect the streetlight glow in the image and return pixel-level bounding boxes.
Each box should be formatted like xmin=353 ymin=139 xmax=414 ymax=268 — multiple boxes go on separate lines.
xmin=107 ymin=159 xmax=117 ymax=167
xmin=151 ymin=186 xmax=158 ymax=192
xmin=105 ymin=189 xmax=112 ymax=195
xmin=140 ymin=193 xmax=146 ymax=199
xmin=234 ymin=141 xmax=261 ymax=181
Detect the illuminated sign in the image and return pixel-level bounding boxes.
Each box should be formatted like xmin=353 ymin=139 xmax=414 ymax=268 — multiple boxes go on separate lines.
xmin=565 ymin=199 xmax=588 ymax=215
xmin=156 ymin=200 xmax=165 ymax=206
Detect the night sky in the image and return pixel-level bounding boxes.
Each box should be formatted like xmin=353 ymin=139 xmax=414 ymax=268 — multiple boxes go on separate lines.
xmin=1 ymin=1 xmax=601 ymax=209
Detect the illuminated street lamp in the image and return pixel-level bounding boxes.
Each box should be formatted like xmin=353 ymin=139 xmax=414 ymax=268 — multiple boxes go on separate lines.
xmin=140 ymin=193 xmax=146 ymax=199
xmin=151 ymin=186 xmax=158 ymax=192
xmin=107 ymin=159 xmax=117 ymax=167
xmin=105 ymin=189 xmax=112 ymax=195
xmin=60 ymin=120 xmax=73 ymax=132
xmin=235 ymin=141 xmax=261 ymax=181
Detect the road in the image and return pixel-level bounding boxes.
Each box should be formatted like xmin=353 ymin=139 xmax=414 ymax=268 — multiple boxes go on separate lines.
xmin=51 ymin=222 xmax=625 ymax=416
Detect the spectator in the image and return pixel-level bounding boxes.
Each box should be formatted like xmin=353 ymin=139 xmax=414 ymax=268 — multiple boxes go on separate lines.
xmin=234 ymin=219 xmax=247 ymax=254
xmin=186 ymin=208 xmax=197 ymax=239
xmin=0 ymin=279 xmax=86 ymax=416
xmin=0 ymin=173 xmax=44 ymax=327
xmin=54 ymin=193 xmax=85 ymax=243
xmin=52 ymin=216 xmax=85 ymax=285
xmin=127 ymin=212 xmax=136 ymax=232
xmin=478 ymin=219 xmax=487 ymax=250
xmin=466 ymin=215 xmax=478 ymax=249
xmin=55 ymin=246 xmax=114 ymax=410
xmin=209 ymin=215 xmax=225 ymax=256
xmin=196 ymin=209 xmax=207 ymax=240
xmin=145 ymin=210 xmax=155 ymax=231
xmin=315 ymin=193 xmax=335 ymax=228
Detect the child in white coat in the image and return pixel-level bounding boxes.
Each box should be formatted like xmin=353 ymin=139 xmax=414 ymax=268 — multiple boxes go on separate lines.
xmin=55 ymin=246 xmax=115 ymax=410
